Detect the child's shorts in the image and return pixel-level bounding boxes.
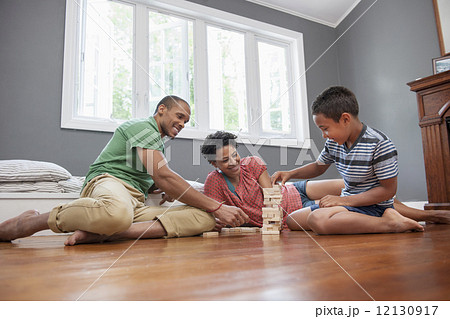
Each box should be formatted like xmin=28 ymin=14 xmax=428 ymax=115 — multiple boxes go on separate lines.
xmin=293 ymin=180 xmax=316 ymax=208
xmin=293 ymin=180 xmax=393 ymax=217
xmin=308 ymin=203 xmax=393 ymax=217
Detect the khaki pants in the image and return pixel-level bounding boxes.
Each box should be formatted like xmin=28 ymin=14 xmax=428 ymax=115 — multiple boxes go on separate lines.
xmin=48 ymin=174 xmax=215 ymax=237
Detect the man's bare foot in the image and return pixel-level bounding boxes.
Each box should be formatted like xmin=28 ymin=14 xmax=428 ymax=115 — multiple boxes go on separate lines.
xmin=0 ymin=210 xmax=42 ymax=241
xmin=383 ymin=208 xmax=424 ymax=232
xmin=65 ymin=230 xmax=112 ymax=246
xmin=426 ymin=210 xmax=450 ymax=224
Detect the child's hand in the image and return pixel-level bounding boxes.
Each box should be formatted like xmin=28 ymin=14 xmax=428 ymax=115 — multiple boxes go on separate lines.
xmin=271 ymin=171 xmax=291 ymax=185
xmin=319 ymin=195 xmax=348 ymax=208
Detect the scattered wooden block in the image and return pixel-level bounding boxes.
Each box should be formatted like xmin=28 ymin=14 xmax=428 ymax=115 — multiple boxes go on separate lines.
xmin=202 ymin=232 xmax=219 ymax=237
xmin=239 ymin=227 xmax=257 ymax=233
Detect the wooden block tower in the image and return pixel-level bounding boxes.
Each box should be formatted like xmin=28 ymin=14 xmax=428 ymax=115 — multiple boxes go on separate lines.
xmin=261 ymin=185 xmax=282 ymax=235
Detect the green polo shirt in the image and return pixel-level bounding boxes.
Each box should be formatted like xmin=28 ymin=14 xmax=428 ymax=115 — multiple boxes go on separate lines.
xmin=84 ymin=116 xmax=164 ymax=197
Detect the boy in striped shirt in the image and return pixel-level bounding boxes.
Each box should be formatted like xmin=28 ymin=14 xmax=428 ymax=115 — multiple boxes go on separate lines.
xmin=272 ymin=86 xmax=424 ymax=234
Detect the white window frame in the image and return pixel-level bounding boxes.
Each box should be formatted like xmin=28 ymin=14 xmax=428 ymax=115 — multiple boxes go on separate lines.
xmin=61 ymin=0 xmax=310 ymax=148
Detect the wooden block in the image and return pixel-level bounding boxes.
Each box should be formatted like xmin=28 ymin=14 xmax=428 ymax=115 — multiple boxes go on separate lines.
xmin=263 ymin=199 xmax=276 ymax=207
xmin=221 ymin=228 xmax=230 ymax=233
xmin=262 ymin=214 xmax=281 ymax=221
xmin=263 ymin=223 xmax=281 ymax=230
xmin=262 ymin=209 xmax=277 ymax=214
xmin=264 ymin=198 xmax=281 ymax=208
xmin=202 ymin=232 xmax=219 ymax=237
xmin=239 ymin=227 xmax=258 ymax=233
xmin=263 ymin=219 xmax=279 ymax=225
xmin=262 ymin=187 xmax=281 ymax=197
xmin=262 ymin=207 xmax=279 ymax=214
xmin=261 ymin=230 xmax=280 ymax=235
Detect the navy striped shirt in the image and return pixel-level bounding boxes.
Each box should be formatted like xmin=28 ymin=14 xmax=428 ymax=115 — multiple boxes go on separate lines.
xmin=318 ymin=124 xmax=398 ymax=208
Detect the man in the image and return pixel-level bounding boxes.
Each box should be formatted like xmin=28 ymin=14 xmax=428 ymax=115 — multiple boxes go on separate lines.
xmin=0 ymin=95 xmax=249 ymax=245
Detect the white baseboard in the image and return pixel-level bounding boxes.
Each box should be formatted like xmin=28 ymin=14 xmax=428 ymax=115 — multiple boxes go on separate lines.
xmin=403 ymin=201 xmax=426 ymax=210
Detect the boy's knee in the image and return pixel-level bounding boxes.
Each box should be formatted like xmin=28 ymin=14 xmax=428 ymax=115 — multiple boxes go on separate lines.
xmin=286 ymin=215 xmax=300 ymax=230
xmin=307 ymin=211 xmax=327 ymax=234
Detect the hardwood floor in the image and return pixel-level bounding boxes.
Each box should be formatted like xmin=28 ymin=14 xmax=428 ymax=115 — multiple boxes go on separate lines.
xmin=0 ymin=224 xmax=449 ymax=301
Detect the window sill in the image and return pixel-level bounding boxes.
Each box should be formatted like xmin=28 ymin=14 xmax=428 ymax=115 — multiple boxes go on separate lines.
xmin=177 ymin=128 xmax=311 ymax=149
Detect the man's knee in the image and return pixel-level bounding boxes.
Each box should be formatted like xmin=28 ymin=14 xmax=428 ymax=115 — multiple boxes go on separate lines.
xmin=190 ymin=211 xmax=216 ymax=234
xmin=95 ymin=201 xmax=133 ymax=235
xmin=162 ymin=208 xmax=216 ymax=237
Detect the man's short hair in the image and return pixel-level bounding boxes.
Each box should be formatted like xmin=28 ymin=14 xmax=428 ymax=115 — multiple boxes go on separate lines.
xmin=201 ymin=131 xmax=238 ymax=162
xmin=153 ymin=95 xmax=190 ymax=115
xmin=311 ymin=86 xmax=359 ymax=122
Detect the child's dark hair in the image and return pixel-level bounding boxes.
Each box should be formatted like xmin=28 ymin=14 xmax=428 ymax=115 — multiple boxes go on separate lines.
xmin=201 ymin=131 xmax=238 ymax=162
xmin=311 ymin=86 xmax=359 ymax=122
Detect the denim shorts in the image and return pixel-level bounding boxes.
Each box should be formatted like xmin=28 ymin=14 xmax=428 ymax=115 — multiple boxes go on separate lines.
xmin=308 ymin=203 xmax=393 ymax=217
xmin=293 ymin=180 xmax=316 ymax=208
xmin=293 ymin=180 xmax=392 ymax=217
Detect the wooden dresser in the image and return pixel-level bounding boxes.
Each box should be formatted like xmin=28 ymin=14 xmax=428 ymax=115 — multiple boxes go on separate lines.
xmin=407 ymin=70 xmax=450 ymax=210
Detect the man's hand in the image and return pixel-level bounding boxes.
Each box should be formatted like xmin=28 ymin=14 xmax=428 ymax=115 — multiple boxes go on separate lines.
xmin=271 ymin=171 xmax=292 ymax=186
xmin=212 ymin=218 xmax=228 ymax=232
xmin=159 ymin=193 xmax=175 ymax=205
xmin=319 ymin=195 xmax=348 ymax=208
xmin=213 ymin=204 xmax=249 ymax=227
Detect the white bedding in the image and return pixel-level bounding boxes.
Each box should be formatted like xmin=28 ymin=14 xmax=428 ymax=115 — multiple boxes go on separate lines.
xmin=0 ymin=160 xmax=85 ymax=194
xmin=0 ymin=176 xmax=85 ymax=193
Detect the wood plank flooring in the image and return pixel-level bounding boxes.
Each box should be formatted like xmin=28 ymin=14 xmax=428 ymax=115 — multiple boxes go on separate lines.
xmin=1 ymin=224 xmax=449 ymax=301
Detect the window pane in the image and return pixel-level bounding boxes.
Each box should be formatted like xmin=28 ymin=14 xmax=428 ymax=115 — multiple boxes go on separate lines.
xmin=148 ymin=11 xmax=195 ymax=126
xmin=78 ymin=0 xmax=133 ymax=121
xmin=207 ymin=26 xmax=247 ymax=132
xmin=258 ymin=41 xmax=291 ymax=134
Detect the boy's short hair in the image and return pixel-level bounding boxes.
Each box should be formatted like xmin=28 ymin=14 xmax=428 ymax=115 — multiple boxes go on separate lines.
xmin=201 ymin=131 xmax=238 ymax=162
xmin=311 ymin=86 xmax=359 ymax=122
xmin=153 ymin=95 xmax=190 ymax=115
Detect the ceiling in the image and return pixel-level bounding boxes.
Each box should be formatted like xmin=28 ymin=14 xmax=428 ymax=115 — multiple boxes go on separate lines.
xmin=246 ymin=0 xmax=362 ymax=28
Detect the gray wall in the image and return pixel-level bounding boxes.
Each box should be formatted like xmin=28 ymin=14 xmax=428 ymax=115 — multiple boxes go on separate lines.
xmin=0 ymin=0 xmax=112 ymax=177
xmin=336 ymin=0 xmax=441 ymax=200
xmin=0 ymin=0 xmax=340 ymax=180
xmin=0 ymin=0 xmax=441 ymax=200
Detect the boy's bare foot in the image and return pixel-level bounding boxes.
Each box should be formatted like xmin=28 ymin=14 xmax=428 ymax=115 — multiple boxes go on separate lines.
xmin=383 ymin=208 xmax=424 ymax=232
xmin=65 ymin=230 xmax=112 ymax=246
xmin=0 ymin=210 xmax=41 ymax=241
xmin=427 ymin=210 xmax=450 ymax=224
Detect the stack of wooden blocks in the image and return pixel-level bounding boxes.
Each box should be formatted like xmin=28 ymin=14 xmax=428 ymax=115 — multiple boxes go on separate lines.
xmin=262 ymin=185 xmax=282 ymax=235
